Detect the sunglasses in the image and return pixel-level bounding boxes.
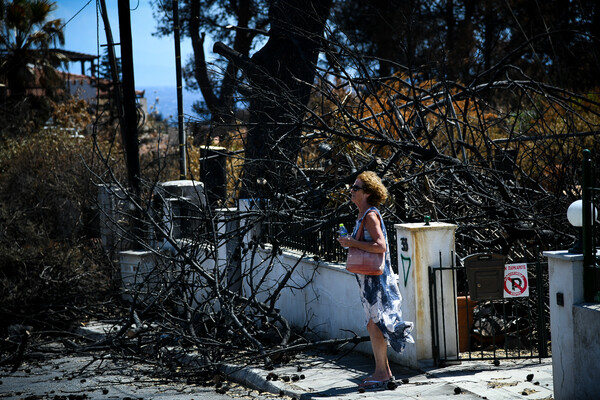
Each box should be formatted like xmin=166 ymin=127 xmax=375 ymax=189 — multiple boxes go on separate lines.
xmin=350 ymin=185 xmax=364 ymax=192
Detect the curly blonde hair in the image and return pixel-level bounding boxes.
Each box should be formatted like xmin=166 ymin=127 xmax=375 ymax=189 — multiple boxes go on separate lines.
xmin=357 ymin=171 xmax=388 ymax=206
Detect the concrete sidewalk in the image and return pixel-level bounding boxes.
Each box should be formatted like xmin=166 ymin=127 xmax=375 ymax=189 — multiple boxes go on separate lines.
xmin=223 ymin=350 xmax=554 ymax=400
xmin=76 ymin=322 xmax=554 ymax=399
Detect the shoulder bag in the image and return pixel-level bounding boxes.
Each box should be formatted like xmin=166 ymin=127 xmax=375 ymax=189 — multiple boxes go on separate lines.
xmin=345 ymin=212 xmax=385 ymax=275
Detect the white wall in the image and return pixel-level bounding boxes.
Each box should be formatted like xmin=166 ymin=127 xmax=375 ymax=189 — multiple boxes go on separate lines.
xmin=241 ymin=246 xmax=380 ymax=359
xmin=240 ymin=221 xmax=458 ymax=368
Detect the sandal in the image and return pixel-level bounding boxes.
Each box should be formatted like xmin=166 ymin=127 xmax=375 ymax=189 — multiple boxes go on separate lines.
xmin=358 ymin=376 xmax=395 ymax=389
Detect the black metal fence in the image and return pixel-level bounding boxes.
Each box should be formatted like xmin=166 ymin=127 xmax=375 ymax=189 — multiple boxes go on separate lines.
xmin=270 ymin=216 xmax=398 ymax=272
xmin=275 ymin=218 xmax=347 ymax=263
xmin=430 ymin=256 xmax=550 ymax=366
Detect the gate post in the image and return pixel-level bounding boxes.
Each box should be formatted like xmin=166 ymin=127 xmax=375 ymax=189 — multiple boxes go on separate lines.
xmin=215 ymin=207 xmax=241 ymax=292
xmin=394 ymin=221 xmax=457 ymax=368
xmin=544 ymin=250 xmax=587 ymax=399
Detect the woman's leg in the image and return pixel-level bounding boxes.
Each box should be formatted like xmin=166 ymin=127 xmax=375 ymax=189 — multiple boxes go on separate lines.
xmin=366 ymin=319 xmax=393 ymax=380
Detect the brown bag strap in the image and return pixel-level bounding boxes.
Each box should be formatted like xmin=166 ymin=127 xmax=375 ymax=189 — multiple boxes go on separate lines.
xmin=354 ymin=218 xmax=365 ymax=241
xmin=355 ymin=210 xmax=377 ymax=241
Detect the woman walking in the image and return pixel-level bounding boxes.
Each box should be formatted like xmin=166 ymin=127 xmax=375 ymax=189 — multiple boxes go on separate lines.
xmin=337 ymin=171 xmax=414 ymax=388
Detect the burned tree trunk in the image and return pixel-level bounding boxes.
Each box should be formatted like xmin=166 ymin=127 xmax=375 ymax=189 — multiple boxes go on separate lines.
xmin=216 ymin=0 xmax=332 ymax=198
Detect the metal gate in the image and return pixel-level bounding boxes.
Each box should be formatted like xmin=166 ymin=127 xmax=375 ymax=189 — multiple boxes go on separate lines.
xmin=429 ymin=255 xmax=550 ymax=366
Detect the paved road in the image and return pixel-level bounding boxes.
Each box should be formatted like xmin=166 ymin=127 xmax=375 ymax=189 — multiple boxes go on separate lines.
xmin=1 ymin=324 xmax=554 ymax=400
xmin=0 ymin=344 xmax=284 ymax=400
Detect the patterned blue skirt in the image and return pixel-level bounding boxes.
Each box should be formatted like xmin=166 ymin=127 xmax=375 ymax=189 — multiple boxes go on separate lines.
xmin=353 ymin=207 xmax=414 ymax=353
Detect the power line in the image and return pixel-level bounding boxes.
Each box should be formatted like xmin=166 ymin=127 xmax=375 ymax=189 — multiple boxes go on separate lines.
xmin=58 ymin=0 xmax=95 ymax=33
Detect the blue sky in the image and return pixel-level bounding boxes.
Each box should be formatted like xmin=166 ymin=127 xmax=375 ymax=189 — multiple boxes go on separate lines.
xmin=52 ymin=0 xmax=210 ymax=89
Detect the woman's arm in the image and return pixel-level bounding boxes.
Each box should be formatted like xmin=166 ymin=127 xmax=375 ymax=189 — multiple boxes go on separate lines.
xmin=338 ymin=212 xmax=386 ymax=253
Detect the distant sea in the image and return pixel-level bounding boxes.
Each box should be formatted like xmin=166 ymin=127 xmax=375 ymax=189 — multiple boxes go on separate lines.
xmin=139 ymin=85 xmax=204 ymax=123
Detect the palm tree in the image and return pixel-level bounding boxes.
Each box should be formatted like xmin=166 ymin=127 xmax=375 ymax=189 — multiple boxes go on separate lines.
xmin=0 ymin=0 xmax=66 ymax=100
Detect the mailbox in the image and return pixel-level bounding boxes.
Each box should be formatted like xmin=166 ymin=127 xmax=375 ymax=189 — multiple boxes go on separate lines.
xmin=464 ymin=253 xmax=505 ymax=301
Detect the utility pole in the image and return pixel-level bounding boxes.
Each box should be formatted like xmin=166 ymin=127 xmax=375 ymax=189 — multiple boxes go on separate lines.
xmin=116 ymin=0 xmax=142 ymax=248
xmin=117 ymin=0 xmax=141 ymax=196
xmin=173 ymin=0 xmax=187 ymax=179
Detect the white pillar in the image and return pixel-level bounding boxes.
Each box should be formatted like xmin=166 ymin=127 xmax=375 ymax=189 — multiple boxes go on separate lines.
xmin=395 ymin=222 xmax=457 ymax=368
xmin=238 ymin=199 xmax=262 ymax=297
xmin=543 ymin=250 xmax=584 ymax=400
xmin=97 ymin=183 xmax=126 ymax=256
xmin=158 ymin=179 xmax=207 ymax=206
xmin=215 ymin=208 xmax=234 ymax=271
xmin=156 ymin=180 xmax=206 ymax=240
xmin=215 ymin=207 xmax=240 ymax=291
xmin=119 ymin=250 xmax=157 ymax=303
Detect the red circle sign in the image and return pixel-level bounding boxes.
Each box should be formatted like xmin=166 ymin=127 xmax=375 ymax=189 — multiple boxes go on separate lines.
xmin=504 ymin=271 xmax=528 ymax=296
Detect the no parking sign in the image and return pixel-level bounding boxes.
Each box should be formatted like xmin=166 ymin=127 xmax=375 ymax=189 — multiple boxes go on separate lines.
xmin=504 ymin=263 xmax=529 ymax=298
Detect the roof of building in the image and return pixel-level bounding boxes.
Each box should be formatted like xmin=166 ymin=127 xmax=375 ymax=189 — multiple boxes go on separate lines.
xmin=51 ymin=49 xmax=99 ymax=61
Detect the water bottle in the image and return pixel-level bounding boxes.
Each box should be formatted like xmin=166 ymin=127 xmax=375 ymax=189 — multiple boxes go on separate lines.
xmin=339 ymin=223 xmax=349 ymax=249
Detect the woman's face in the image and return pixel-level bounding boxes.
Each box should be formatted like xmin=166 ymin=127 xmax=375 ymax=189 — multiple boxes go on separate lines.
xmin=351 ymin=178 xmax=368 ymax=205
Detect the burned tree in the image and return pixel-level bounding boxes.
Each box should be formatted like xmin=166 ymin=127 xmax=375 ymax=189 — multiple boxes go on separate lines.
xmin=214 ymin=0 xmax=333 ymax=198
xmin=151 ymin=0 xmax=270 ymax=128
xmin=84 ymin=40 xmax=600 ymax=379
